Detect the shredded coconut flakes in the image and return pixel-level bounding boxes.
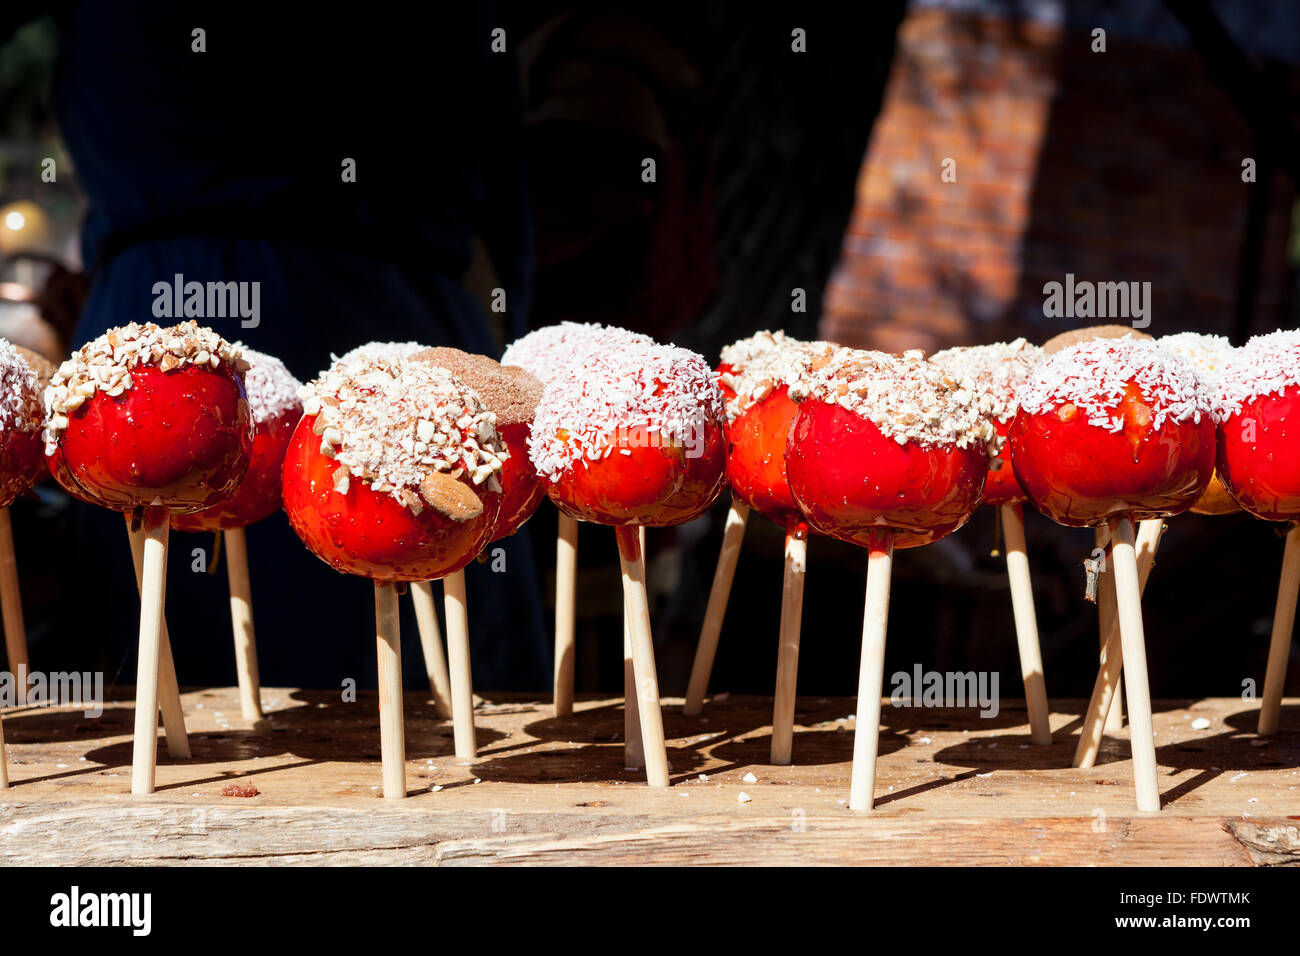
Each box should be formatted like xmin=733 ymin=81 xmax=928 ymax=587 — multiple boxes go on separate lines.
xmin=237 ymin=347 xmax=303 ymax=424
xmin=43 ymin=321 xmax=247 ymax=454
xmin=529 ymin=343 xmax=723 ymax=482
xmin=299 ymin=356 xmax=507 ymax=516
xmin=331 ymin=341 xmax=427 ymax=366
xmin=0 ymin=338 xmax=42 ymax=436
xmin=789 ymin=347 xmax=994 ymax=451
xmin=1017 ymin=335 xmax=1213 ymax=432
xmin=1159 ymin=332 xmax=1234 ymax=394
xmin=501 ymin=322 xmax=653 ymax=385
xmin=717 ymin=330 xmax=837 ymax=422
xmin=1214 ymin=328 xmax=1300 ymax=421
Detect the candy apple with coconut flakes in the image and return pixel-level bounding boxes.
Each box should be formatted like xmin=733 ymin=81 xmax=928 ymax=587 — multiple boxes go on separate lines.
xmin=1213 ymin=330 xmax=1300 ymax=735
xmin=282 ymin=353 xmax=506 ymax=798
xmin=1010 ymin=335 xmax=1214 ymax=811
xmin=501 ymin=321 xmax=655 ymax=721
xmin=531 ymin=342 xmax=726 ymax=786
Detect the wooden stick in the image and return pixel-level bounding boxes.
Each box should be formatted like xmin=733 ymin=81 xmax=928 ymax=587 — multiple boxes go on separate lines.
xmin=223 ymin=527 xmax=263 ymax=721
xmin=554 ymin=513 xmax=579 ymax=717
xmin=624 ymin=526 xmax=645 ymax=769
xmin=410 ymin=581 xmax=453 ymax=719
xmin=125 ymin=516 xmax=189 ymax=759
xmin=1259 ymin=523 xmax=1300 ymax=735
xmin=1074 ymin=517 xmax=1163 ymax=769
xmin=1109 ymin=515 xmax=1160 ymax=812
xmin=0 ymin=713 xmax=8 ymax=789
xmin=0 ymin=507 xmax=28 ymax=684
xmin=849 ymin=532 xmax=893 ymax=812
xmin=623 ymin=603 xmax=643 ymax=770
xmin=616 ymin=524 xmax=668 ymax=787
xmin=1095 ymin=525 xmax=1123 ymax=732
xmin=374 ymin=580 xmax=405 ymax=800
xmin=683 ymin=496 xmax=750 ymax=715
xmin=443 ymin=570 xmax=476 ymax=760
xmin=1001 ymin=503 xmax=1051 ymax=745
xmin=131 ymin=507 xmax=169 ymax=795
xmin=770 ymin=519 xmax=808 ymax=764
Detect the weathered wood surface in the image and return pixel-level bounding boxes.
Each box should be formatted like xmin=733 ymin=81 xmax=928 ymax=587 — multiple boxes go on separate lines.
xmin=1 ymin=689 xmax=1297 ymax=865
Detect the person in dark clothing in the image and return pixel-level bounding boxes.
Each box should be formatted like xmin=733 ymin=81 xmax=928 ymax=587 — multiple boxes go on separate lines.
xmin=4 ymin=3 xmax=549 ymax=693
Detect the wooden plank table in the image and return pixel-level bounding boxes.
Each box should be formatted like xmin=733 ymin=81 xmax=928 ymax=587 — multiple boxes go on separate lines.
xmin=1 ymin=690 xmax=1297 ymax=865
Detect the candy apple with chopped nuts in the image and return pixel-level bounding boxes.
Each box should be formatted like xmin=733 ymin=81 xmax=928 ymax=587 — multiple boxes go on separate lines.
xmin=40 ymin=321 xmax=254 ymax=795
xmin=282 ymin=353 xmax=508 ymax=799
xmin=929 ymin=338 xmax=1053 ymax=744
xmin=785 ymin=346 xmax=991 ymax=810
xmin=531 ymin=342 xmax=727 ymax=786
xmin=684 ymin=330 xmax=837 ymax=760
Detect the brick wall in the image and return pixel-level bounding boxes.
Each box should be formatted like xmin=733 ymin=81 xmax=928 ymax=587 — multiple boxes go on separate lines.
xmin=820 ymin=6 xmax=1296 ymax=353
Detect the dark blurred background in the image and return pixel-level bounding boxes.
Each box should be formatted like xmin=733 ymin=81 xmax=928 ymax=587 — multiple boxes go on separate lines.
xmin=1 ymin=0 xmax=1298 ymax=706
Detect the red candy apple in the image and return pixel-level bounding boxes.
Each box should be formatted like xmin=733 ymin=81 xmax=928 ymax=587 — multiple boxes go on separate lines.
xmin=1009 ymin=337 xmax=1214 ymax=528
xmin=282 ymin=356 xmax=505 ymax=582
xmin=1214 ymin=332 xmax=1300 ymax=521
xmin=0 ymin=341 xmax=45 ymax=508
xmin=785 ymin=350 xmax=990 ymax=550
xmin=43 ymin=323 xmax=253 ymax=514
xmin=532 ymin=344 xmax=727 ymax=527
xmin=172 ymin=349 xmax=303 ymax=531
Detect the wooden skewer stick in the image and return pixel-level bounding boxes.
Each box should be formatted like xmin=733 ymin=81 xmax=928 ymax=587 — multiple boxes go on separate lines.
xmin=623 ymin=605 xmax=643 ymax=770
xmin=1001 ymin=503 xmax=1051 ymax=745
xmin=849 ymin=532 xmax=893 ymax=812
xmin=1259 ymin=522 xmax=1300 ymax=735
xmin=0 ymin=713 xmax=7 ymax=789
xmin=1074 ymin=517 xmax=1163 ymax=769
xmin=553 ymin=513 xmax=578 ymax=717
xmin=224 ymin=527 xmax=263 ymax=721
xmin=374 ymin=580 xmax=406 ymax=800
xmin=1095 ymin=525 xmax=1123 ymax=732
xmin=0 ymin=507 xmax=28 ymax=685
xmin=125 ymin=516 xmax=189 ymax=759
xmin=1108 ymin=515 xmax=1161 ymax=813
xmin=623 ymin=526 xmax=646 ymax=769
xmin=770 ymin=519 xmax=808 ymax=765
xmin=410 ymin=581 xmax=452 ymax=719
xmin=131 ymin=507 xmax=170 ymax=795
xmin=443 ymin=570 xmax=476 ymax=760
xmin=616 ymin=524 xmax=668 ymax=787
xmin=683 ymin=496 xmax=750 ymax=716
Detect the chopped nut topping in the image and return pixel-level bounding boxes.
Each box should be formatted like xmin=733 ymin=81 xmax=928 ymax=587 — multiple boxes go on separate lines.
xmin=717 ymin=330 xmax=836 ymax=423
xmin=299 ymin=355 xmax=506 ymax=518
xmin=42 ymin=321 xmax=247 ymax=454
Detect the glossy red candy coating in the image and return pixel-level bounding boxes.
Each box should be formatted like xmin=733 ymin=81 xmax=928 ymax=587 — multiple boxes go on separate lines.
xmin=726 ymin=385 xmax=801 ymax=524
xmin=489 ymin=420 xmax=545 ymax=542
xmin=0 ymin=427 xmax=43 ymax=508
xmin=1216 ymin=385 xmax=1300 ymax=521
xmin=172 ymin=402 xmax=302 ymax=531
xmin=282 ymin=414 xmax=500 ymax=582
xmin=981 ymin=418 xmax=1027 ymax=507
xmin=546 ymin=422 xmax=727 ymax=527
xmin=1009 ymin=383 xmax=1214 ymax=528
xmin=55 ymin=363 xmax=253 ymax=513
xmin=785 ymin=398 xmax=987 ymax=550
